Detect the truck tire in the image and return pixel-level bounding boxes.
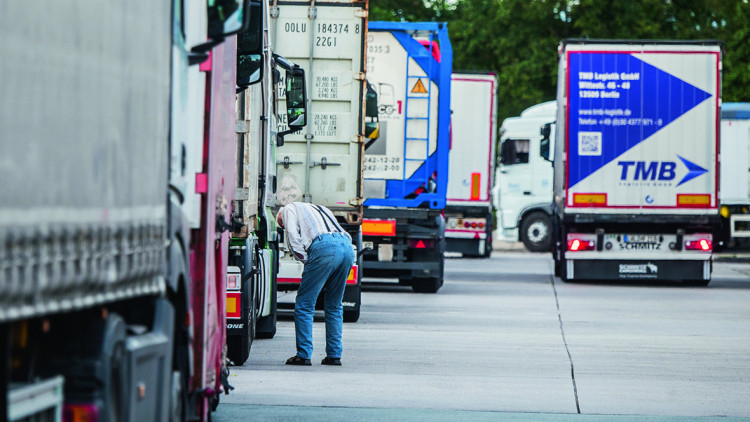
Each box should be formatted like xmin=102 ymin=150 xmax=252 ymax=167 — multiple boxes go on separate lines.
xmin=521 ymin=212 xmax=552 ymax=252
xmin=227 ymin=326 xmax=251 ymax=366
xmin=255 ymin=315 xmax=276 ymax=339
xmin=683 ymin=279 xmax=710 ymax=287
xmin=412 ymin=276 xmax=441 ymax=293
xmin=481 ymin=230 xmax=493 ymax=258
xmin=343 ymin=309 xmax=360 ymax=323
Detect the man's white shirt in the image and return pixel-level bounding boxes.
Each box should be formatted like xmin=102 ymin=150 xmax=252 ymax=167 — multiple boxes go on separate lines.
xmin=280 ymin=202 xmax=352 ymax=264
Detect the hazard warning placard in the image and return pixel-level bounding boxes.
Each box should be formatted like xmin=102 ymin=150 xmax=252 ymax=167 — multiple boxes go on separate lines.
xmin=411 ymin=79 xmax=428 ymax=94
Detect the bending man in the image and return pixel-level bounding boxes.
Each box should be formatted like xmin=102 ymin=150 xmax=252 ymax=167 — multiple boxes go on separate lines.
xmin=277 ymin=202 xmax=355 ymax=366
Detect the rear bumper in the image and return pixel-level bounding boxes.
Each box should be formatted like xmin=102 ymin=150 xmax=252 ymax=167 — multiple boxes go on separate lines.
xmin=446 ymin=237 xmax=487 ymax=256
xmin=566 ymin=258 xmax=711 ymax=281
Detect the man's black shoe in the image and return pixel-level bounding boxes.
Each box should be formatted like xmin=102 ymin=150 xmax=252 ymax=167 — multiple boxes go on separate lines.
xmin=286 ymin=355 xmax=311 ymax=366
xmin=321 ymin=357 xmax=342 ymax=366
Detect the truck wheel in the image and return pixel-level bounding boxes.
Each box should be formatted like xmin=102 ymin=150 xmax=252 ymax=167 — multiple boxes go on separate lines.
xmin=255 ymin=315 xmax=276 ymax=339
xmin=343 ymin=309 xmax=360 ymax=323
xmin=412 ymin=277 xmax=441 ymax=293
xmin=683 ymin=279 xmax=710 ymax=287
xmin=227 ymin=328 xmax=250 ymax=366
xmin=521 ymin=212 xmax=552 ymax=252
xmin=481 ymin=230 xmax=493 ymax=258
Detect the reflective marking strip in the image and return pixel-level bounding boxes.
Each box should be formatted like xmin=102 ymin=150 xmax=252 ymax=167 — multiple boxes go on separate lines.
xmin=362 ymin=219 xmax=396 ymax=236
xmin=346 ymin=265 xmax=358 ymax=285
xmin=277 ymin=277 xmax=302 ymax=284
xmin=226 ymin=292 xmax=241 ymax=319
xmin=677 ymin=194 xmax=711 ymax=207
xmin=278 ymin=265 xmax=358 ymax=285
xmin=573 ymin=193 xmax=607 ymax=206
xmin=470 ymin=172 xmax=481 ymax=200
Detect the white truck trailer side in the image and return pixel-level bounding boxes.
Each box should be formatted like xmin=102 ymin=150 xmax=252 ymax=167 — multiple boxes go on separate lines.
xmin=718 ymin=103 xmax=750 ymax=246
xmin=552 ymin=40 xmax=722 ymax=284
xmin=445 ymin=73 xmax=498 ymax=258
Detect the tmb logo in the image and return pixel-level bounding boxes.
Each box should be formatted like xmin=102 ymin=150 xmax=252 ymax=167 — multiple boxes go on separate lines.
xmin=617 ymin=155 xmax=708 ymax=186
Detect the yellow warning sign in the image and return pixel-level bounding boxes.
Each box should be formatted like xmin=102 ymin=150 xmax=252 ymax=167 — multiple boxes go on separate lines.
xmin=411 ymin=79 xmax=428 ymax=94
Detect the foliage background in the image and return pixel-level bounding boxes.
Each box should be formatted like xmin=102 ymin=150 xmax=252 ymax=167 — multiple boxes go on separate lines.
xmin=370 ymin=0 xmax=750 ymax=122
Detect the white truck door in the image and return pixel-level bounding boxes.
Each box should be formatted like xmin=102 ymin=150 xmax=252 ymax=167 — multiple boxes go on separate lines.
xmin=497 ymin=131 xmax=533 ymax=230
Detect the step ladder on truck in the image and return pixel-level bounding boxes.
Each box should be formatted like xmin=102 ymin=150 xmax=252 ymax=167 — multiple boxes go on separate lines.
xmin=362 ymin=21 xmax=453 ymax=293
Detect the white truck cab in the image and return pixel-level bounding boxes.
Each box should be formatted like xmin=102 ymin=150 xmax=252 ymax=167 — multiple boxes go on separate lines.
xmin=493 ymin=101 xmax=556 ymax=251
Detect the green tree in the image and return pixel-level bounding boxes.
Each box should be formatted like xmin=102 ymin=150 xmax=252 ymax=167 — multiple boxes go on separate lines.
xmin=368 ymin=0 xmax=750 ymax=119
xmin=370 ymin=0 xmax=451 ymax=22
xmin=450 ymin=0 xmax=568 ymax=119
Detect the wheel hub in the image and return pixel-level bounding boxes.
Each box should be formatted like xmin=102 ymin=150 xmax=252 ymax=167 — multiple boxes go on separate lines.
xmin=527 ymin=221 xmax=548 ymax=243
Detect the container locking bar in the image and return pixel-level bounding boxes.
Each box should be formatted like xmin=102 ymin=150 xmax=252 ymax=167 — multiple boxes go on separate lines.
xmin=311 ymin=157 xmax=341 ymax=170
xmin=277 ymin=156 xmax=303 ymax=169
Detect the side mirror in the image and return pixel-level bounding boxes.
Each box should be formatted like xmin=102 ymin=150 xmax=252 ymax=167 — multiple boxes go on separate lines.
xmin=540 ymin=124 xmax=551 ymax=139
xmin=365 ymin=82 xmax=379 ymax=140
xmin=275 ymin=64 xmax=307 ymax=146
xmin=540 ymin=122 xmax=553 ymax=162
xmin=285 ymin=66 xmax=307 ymax=129
xmin=236 ymin=1 xmax=262 ymax=88
xmin=208 ymin=0 xmax=251 ymax=39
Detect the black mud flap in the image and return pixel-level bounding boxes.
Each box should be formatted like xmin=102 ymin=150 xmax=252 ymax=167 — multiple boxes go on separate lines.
xmin=570 ymin=259 xmax=709 ymax=281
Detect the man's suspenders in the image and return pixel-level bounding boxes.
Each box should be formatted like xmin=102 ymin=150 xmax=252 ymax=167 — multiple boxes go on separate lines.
xmin=313 ymin=204 xmax=344 ymax=234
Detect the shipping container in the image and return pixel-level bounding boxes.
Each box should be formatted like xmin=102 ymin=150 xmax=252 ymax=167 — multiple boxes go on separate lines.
xmin=270 ymin=0 xmax=369 ymax=322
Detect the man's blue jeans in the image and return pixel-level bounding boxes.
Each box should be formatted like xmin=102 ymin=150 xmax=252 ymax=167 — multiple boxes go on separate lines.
xmin=295 ymin=233 xmax=355 ymax=359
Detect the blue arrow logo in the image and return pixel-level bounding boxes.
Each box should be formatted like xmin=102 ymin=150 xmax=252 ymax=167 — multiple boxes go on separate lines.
xmin=567 ymin=53 xmax=712 ymax=188
xmin=676 ymin=155 xmax=708 ymax=186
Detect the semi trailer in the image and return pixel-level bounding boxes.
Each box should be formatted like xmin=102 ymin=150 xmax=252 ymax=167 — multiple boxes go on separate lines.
xmin=552 ymin=39 xmax=723 ymax=284
xmin=269 ymin=0 xmax=370 ymax=323
xmin=444 ymin=73 xmax=498 ymax=258
xmin=362 ymin=22 xmax=453 ymax=293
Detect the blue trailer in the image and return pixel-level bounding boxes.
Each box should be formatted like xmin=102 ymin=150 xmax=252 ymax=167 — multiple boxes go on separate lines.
xmin=361 ymin=22 xmax=452 ymax=293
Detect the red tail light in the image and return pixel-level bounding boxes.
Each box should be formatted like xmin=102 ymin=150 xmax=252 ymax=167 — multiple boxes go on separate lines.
xmin=463 ymin=222 xmax=470 ymax=228
xmin=471 ymin=222 xmax=477 ymax=228
xmin=685 ymin=239 xmax=712 ymax=251
xmin=568 ymin=239 xmax=595 ymax=251
xmin=64 ymin=404 xmax=100 ymax=422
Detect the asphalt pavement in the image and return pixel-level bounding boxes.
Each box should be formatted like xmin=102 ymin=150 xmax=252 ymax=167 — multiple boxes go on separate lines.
xmin=214 ymin=249 xmax=750 ymax=421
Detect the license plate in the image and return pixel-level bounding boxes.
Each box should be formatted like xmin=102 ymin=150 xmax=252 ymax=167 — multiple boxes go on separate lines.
xmin=362 ymin=241 xmax=374 ymax=250
xmin=625 ymin=235 xmax=659 ymax=243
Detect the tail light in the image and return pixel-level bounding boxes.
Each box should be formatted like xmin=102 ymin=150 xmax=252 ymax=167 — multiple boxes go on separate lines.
xmin=64 ymin=404 xmax=100 ymax=422
xmin=461 ymin=219 xmax=486 ymax=230
xmin=409 ymin=239 xmax=435 ymax=249
xmin=226 ymin=266 xmax=241 ymax=291
xmin=685 ymin=239 xmax=712 ymax=251
xmin=568 ymin=239 xmax=595 ymax=251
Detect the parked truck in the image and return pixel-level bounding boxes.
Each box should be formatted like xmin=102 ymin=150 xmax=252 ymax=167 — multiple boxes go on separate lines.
xmin=494 ymin=101 xmax=556 ymax=252
xmin=269 ymin=0 xmax=370 ymax=322
xmin=551 ymin=39 xmax=722 ymax=284
xmin=718 ymin=103 xmax=750 ymax=247
xmin=1 ymin=1 xmax=256 ymax=420
xmin=444 ymin=73 xmax=498 ymax=258
xmin=226 ymin=0 xmax=277 ymax=366
xmin=362 ymin=22 xmax=453 ymax=293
